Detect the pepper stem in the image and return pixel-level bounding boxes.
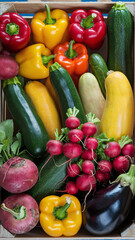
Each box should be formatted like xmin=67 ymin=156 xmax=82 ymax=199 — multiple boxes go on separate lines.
xmin=64 ymin=40 xmax=77 ymax=59
xmin=81 ymin=13 xmax=97 ymax=30
xmin=53 ymin=197 xmax=72 ymax=220
xmin=41 ymin=55 xmax=55 ymax=66
xmin=6 ymin=23 xmax=19 ymax=35
xmin=1 ymin=203 xmax=27 ymax=220
xmin=44 ymin=4 xmax=56 ymax=25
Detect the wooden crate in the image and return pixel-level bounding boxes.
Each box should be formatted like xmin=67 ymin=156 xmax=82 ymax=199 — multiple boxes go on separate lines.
xmin=0 ymin=1 xmax=135 ymax=239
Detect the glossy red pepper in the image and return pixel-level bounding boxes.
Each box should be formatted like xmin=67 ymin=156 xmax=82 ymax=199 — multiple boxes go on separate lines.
xmin=69 ymin=9 xmax=106 ymax=50
xmin=0 ymin=13 xmax=31 ymax=52
xmin=54 ymin=40 xmax=88 ymax=89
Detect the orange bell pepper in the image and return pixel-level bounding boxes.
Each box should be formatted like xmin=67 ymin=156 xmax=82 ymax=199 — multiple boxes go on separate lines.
xmin=53 ymin=40 xmax=88 ymax=89
xmin=31 ymin=4 xmax=69 ymax=51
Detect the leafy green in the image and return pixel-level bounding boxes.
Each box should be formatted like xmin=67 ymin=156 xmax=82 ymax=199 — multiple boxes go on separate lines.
xmin=95 ymin=133 xmax=115 ymax=161
xmin=0 ymin=119 xmax=24 ymax=166
xmin=118 ymin=135 xmax=132 ymax=149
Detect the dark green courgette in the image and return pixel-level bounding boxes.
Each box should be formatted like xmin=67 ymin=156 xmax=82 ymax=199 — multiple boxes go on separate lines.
xmin=3 ymin=77 xmax=49 ymax=158
xmin=107 ymin=2 xmax=133 ymax=87
xmin=49 ymin=62 xmax=86 ymax=125
xmin=89 ymin=53 xmax=108 ymax=98
xmin=29 ymin=154 xmax=78 ymax=203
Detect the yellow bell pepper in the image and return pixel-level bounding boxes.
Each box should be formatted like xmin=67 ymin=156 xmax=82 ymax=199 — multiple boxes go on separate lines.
xmin=15 ymin=43 xmax=54 ymax=79
xmin=31 ymin=4 xmax=69 ymax=50
xmin=39 ymin=194 xmax=82 ymax=237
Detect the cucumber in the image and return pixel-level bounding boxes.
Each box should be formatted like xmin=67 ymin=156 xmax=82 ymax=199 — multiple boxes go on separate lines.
xmin=49 ymin=62 xmax=86 ymax=125
xmin=3 ymin=77 xmax=49 ymax=158
xmin=107 ymin=2 xmax=133 ymax=87
xmin=29 ymin=154 xmax=78 ymax=203
xmin=89 ymin=53 xmax=108 ymax=98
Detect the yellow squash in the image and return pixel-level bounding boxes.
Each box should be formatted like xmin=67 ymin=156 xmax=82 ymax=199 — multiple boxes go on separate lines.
xmin=100 ymin=71 xmax=134 ymax=141
xmin=25 ymin=81 xmax=62 ymax=140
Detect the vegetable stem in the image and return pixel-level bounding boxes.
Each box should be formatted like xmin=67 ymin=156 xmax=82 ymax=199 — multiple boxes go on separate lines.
xmin=44 ymin=4 xmax=56 ymax=25
xmin=1 ymin=203 xmax=27 ymax=220
xmin=65 ymin=40 xmax=77 ymax=59
xmin=112 ymin=164 xmax=135 ymax=196
xmin=53 ymin=197 xmax=71 ymax=220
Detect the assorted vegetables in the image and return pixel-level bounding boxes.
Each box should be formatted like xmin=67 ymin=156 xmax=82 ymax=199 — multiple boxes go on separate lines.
xmin=0 ymin=2 xmax=135 ymax=238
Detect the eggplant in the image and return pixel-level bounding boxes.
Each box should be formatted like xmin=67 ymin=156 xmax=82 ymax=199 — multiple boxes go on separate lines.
xmin=83 ymin=164 xmax=135 ymax=236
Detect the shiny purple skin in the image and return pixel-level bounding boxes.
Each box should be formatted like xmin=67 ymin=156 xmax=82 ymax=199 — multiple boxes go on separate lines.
xmin=83 ymin=182 xmax=133 ymax=236
xmin=0 ymin=193 xmax=39 ymax=234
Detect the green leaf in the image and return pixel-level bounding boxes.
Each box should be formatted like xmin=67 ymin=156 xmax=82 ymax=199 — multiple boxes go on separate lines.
xmin=0 ymin=144 xmax=4 ymax=153
xmin=11 ymin=141 xmax=19 ymax=156
xmin=86 ymin=112 xmax=100 ymax=125
xmin=15 ymin=132 xmax=22 ymax=148
xmin=2 ymin=138 xmax=10 ymax=150
xmin=0 ymin=154 xmax=5 ymax=167
xmin=0 ymin=130 xmax=6 ymax=143
xmin=0 ymin=119 xmax=13 ymax=144
xmin=118 ymin=135 xmax=133 ymax=149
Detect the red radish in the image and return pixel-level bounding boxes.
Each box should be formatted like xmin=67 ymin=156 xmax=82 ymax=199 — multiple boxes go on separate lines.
xmin=113 ymin=156 xmax=130 ymax=173
xmin=85 ymin=137 xmax=98 ymax=150
xmin=0 ymin=157 xmax=38 ymax=193
xmin=46 ymin=139 xmax=63 ymax=156
xmin=65 ymin=116 xmax=80 ymax=129
xmin=98 ymin=160 xmax=112 ymax=173
xmin=0 ymin=193 xmax=39 ymax=234
xmin=105 ymin=142 xmax=121 ymax=158
xmin=95 ymin=170 xmax=106 ymax=182
xmin=40 ymin=139 xmax=63 ymax=170
xmin=121 ymin=144 xmax=134 ymax=157
xmin=81 ymin=122 xmax=97 ymax=136
xmin=55 ymin=163 xmax=80 ymax=187
xmin=76 ymin=174 xmax=96 ymax=191
xmin=67 ymin=163 xmax=80 ymax=177
xmin=65 ymin=181 xmax=78 ymax=194
xmin=104 ymin=172 xmax=111 ymax=181
xmin=65 ymin=107 xmax=80 ymax=129
xmin=63 ymin=142 xmax=82 ymax=159
xmin=82 ymin=160 xmax=94 ymax=175
xmin=81 ymin=149 xmax=96 ymax=161
xmin=68 ymin=129 xmax=84 ymax=143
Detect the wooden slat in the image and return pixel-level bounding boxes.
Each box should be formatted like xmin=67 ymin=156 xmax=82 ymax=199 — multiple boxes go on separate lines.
xmin=1 ymin=2 xmax=115 ymax=14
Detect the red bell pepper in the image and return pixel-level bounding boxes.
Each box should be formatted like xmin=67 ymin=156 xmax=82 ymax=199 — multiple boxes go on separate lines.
xmin=69 ymin=9 xmax=106 ymax=50
xmin=0 ymin=13 xmax=31 ymax=52
xmin=54 ymin=40 xmax=88 ymax=89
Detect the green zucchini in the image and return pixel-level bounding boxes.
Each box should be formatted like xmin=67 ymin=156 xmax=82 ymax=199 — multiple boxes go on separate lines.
xmin=29 ymin=154 xmax=78 ymax=203
xmin=107 ymin=2 xmax=133 ymax=87
xmin=3 ymin=77 xmax=49 ymax=158
xmin=49 ymin=62 xmax=86 ymax=125
xmin=89 ymin=53 xmax=108 ymax=98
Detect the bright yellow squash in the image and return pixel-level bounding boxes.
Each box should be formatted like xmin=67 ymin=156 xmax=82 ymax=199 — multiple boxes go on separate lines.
xmin=100 ymin=71 xmax=134 ymax=141
xmin=25 ymin=81 xmax=62 ymax=140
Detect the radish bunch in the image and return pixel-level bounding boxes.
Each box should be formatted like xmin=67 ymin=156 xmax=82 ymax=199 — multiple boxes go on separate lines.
xmin=45 ymin=107 xmax=134 ymax=195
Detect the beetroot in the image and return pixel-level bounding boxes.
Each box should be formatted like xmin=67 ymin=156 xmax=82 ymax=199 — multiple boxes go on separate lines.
xmin=0 ymin=157 xmax=38 ymax=193
xmin=0 ymin=193 xmax=39 ymax=234
xmin=0 ymin=55 xmax=19 ymax=80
